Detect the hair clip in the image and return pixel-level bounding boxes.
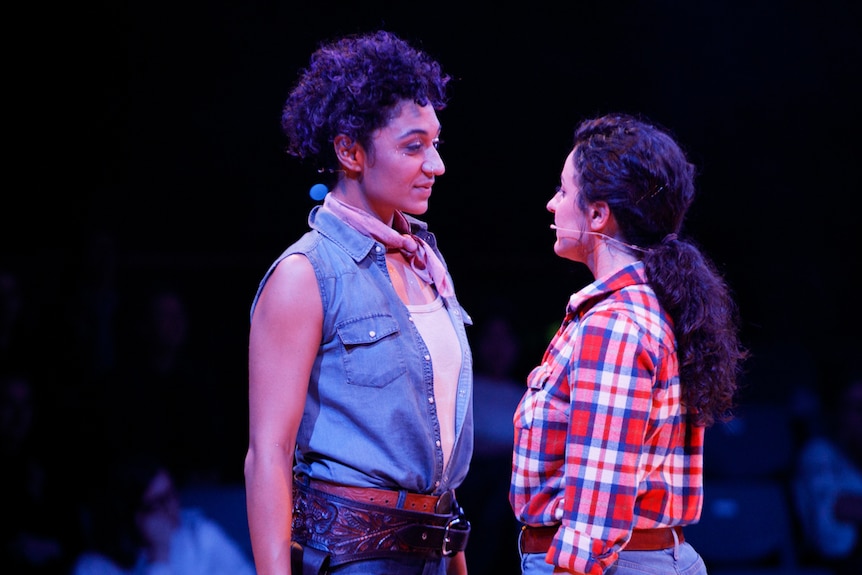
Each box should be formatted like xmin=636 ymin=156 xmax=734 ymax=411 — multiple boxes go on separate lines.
xmin=636 ymin=185 xmax=666 ymax=205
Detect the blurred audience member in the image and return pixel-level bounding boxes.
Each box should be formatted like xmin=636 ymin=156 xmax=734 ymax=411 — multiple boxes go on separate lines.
xmin=793 ymin=367 xmax=862 ymax=575
xmin=102 ymin=283 xmax=238 ymax=486
xmin=459 ymin=307 xmax=525 ymax=575
xmin=61 ymin=230 xmax=123 ymax=381
xmin=72 ymin=454 xmax=256 ymax=575
xmin=1 ymin=368 xmax=78 ymax=574
xmin=0 ymin=262 xmax=40 ymax=368
xmin=471 ymin=310 xmax=525 ymax=458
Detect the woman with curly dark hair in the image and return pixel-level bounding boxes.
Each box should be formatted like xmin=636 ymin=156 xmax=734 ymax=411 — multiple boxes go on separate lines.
xmin=510 ymin=113 xmax=748 ymax=575
xmin=245 ymin=31 xmax=473 ymax=575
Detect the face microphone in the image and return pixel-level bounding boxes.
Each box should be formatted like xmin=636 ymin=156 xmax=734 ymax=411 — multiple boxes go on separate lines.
xmin=549 ymin=225 xmax=648 ymax=253
xmin=549 ymin=224 xmax=587 ymax=235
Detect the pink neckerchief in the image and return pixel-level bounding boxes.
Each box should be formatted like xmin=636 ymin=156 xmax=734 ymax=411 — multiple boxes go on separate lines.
xmin=321 ymin=194 xmax=454 ymax=298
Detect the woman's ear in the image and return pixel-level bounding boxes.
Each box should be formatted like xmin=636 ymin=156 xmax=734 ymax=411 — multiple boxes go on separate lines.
xmin=333 ymin=135 xmax=363 ymax=173
xmin=588 ymin=201 xmax=611 ymax=231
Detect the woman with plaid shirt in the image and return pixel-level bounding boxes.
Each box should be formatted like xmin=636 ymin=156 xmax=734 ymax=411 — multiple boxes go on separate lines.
xmin=510 ymin=113 xmax=748 ymax=575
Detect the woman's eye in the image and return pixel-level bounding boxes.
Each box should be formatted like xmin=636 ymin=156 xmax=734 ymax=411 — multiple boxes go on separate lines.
xmin=400 ymin=139 xmax=442 ymax=155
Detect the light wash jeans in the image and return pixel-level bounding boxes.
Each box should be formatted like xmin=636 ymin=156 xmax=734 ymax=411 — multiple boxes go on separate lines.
xmin=519 ymin=530 xmax=708 ymax=575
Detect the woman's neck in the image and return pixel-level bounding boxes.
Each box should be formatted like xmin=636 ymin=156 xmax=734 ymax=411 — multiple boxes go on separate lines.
xmin=587 ymin=242 xmax=639 ymax=280
xmin=330 ymin=183 xmax=394 ymax=226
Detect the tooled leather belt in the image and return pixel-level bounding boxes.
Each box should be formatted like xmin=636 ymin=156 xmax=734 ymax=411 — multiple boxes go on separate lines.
xmin=292 ymin=475 xmax=471 ymax=567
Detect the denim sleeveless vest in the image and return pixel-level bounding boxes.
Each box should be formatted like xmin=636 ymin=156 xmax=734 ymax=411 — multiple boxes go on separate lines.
xmin=250 ymin=206 xmax=474 ymax=494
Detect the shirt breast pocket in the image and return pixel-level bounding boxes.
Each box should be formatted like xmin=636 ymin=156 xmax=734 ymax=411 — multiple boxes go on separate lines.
xmin=516 ymin=364 xmax=551 ymax=429
xmin=336 ymin=314 xmax=407 ymax=388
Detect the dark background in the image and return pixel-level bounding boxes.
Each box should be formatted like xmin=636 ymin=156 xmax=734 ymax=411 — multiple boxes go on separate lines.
xmin=128 ymin=2 xmax=858 ymax=358
xmin=10 ymin=0 xmax=861 ymax=374
xmin=1 ymin=1 xmax=860 ymax=574
xmin=3 ymin=0 xmax=862 ymax=570
xmin=5 ymin=0 xmax=861 ymax=476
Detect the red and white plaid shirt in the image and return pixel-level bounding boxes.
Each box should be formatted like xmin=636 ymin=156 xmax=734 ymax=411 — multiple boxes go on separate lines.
xmin=510 ymin=262 xmax=704 ymax=574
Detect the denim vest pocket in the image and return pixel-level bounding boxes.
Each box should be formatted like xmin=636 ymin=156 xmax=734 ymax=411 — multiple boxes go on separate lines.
xmin=336 ymin=314 xmax=407 ymax=388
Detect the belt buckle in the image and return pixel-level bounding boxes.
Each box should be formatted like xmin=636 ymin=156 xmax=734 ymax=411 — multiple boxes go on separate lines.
xmin=441 ymin=503 xmax=470 ymax=557
xmin=434 ymin=491 xmax=453 ymax=514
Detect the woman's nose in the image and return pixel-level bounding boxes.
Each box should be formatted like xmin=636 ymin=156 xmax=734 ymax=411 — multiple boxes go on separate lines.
xmin=422 ymin=147 xmax=445 ymax=176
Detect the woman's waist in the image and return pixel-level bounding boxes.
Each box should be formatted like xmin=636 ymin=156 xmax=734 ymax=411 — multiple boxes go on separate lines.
xmin=512 ymin=482 xmax=702 ymax=527
xmin=291 ymin=474 xmax=472 ymax=565
xmin=297 ymin=475 xmax=459 ymax=512
xmin=294 ymin=445 xmax=471 ymax=494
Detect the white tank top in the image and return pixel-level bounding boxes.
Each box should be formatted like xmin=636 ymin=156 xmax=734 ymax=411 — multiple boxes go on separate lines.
xmin=407 ymin=295 xmax=462 ymax=471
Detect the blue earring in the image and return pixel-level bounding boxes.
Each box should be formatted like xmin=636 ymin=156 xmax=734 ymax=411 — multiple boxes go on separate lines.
xmin=309 ymin=183 xmax=328 ymax=201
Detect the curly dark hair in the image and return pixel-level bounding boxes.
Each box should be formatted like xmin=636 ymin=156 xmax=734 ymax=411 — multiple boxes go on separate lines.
xmin=281 ymin=30 xmax=450 ymax=173
xmin=571 ymin=113 xmax=748 ymax=427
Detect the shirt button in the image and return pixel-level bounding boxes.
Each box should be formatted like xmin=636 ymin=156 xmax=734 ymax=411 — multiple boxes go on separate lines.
xmin=375 ymin=245 xmax=382 ymax=253
xmin=428 ymin=397 xmax=434 ymax=404
xmin=369 ymin=331 xmax=376 ymax=338
xmin=436 ymin=440 xmax=441 ymax=447
xmin=424 ymin=354 xmax=431 ymax=361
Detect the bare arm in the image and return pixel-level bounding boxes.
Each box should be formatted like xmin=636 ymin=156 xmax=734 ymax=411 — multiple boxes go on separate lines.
xmin=447 ymin=551 xmax=468 ymax=574
xmin=245 ymin=255 xmax=322 ymax=575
